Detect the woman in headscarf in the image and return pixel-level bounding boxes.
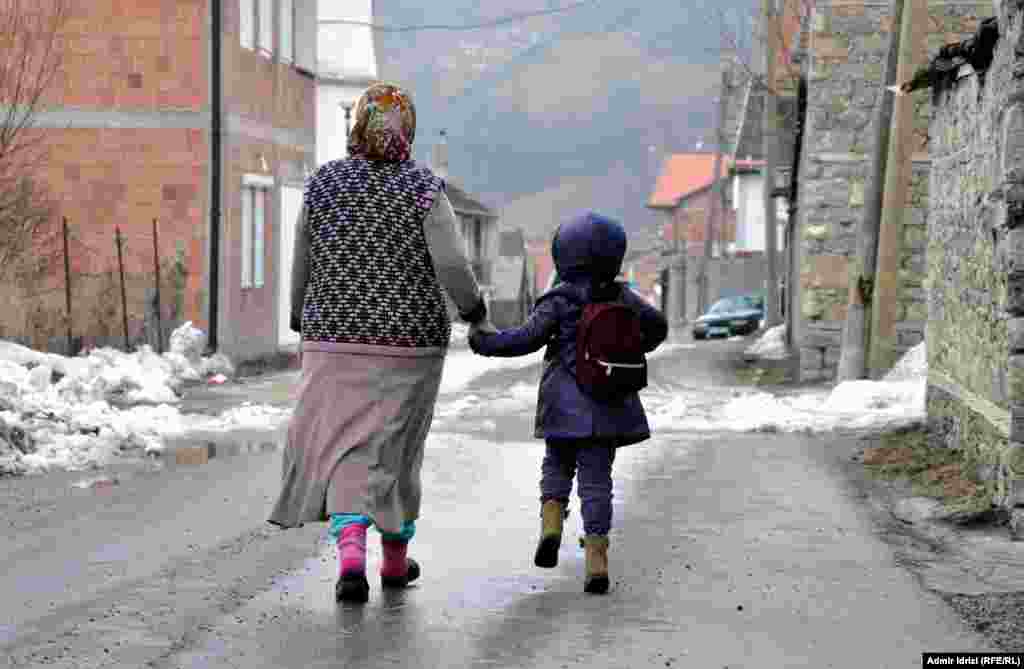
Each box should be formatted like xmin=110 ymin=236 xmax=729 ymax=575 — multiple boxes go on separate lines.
xmin=269 ymin=83 xmax=493 ymax=603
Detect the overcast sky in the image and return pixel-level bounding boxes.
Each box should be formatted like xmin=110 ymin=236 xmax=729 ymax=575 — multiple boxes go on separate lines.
xmin=375 ymin=0 xmax=756 ymax=238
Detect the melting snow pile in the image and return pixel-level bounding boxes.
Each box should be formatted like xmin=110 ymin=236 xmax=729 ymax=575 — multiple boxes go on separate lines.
xmin=649 ymin=342 xmax=928 ymax=434
xmin=0 ymin=323 xmax=246 ymax=476
xmin=745 ymin=325 xmax=788 ymax=360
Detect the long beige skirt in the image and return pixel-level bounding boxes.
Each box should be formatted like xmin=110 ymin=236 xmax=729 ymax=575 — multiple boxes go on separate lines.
xmin=268 ymin=341 xmax=445 ymax=534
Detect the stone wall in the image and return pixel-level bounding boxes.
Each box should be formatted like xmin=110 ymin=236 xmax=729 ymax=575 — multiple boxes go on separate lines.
xmin=927 ymin=2 xmax=1024 ymax=521
xmin=795 ymin=1 xmax=990 ymax=381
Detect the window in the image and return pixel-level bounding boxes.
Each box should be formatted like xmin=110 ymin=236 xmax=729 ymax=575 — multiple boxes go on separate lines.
xmin=258 ymin=0 xmax=274 ymax=54
xmin=240 ymin=0 xmax=255 ymax=49
xmin=241 ymin=180 xmax=271 ymax=288
xmin=279 ymin=0 xmax=293 ymax=63
xmin=241 ymin=0 xmax=274 ymax=55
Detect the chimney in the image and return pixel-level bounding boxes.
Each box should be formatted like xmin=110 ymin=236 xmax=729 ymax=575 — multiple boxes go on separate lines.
xmin=432 ymin=129 xmax=449 ymax=180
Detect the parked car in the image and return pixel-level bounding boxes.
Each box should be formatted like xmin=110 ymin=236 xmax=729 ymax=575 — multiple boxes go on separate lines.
xmin=693 ymin=295 xmax=765 ymax=340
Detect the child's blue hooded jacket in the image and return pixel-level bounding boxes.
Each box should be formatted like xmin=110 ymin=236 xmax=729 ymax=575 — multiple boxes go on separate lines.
xmin=470 ymin=212 xmax=668 ymax=446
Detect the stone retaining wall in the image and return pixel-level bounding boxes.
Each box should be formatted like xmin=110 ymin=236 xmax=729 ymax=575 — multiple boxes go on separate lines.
xmin=927 ymin=1 xmax=1024 ymax=523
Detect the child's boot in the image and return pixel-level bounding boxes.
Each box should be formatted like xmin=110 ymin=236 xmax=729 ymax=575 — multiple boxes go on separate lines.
xmin=335 ymin=525 xmax=370 ymax=603
xmin=583 ymin=535 xmax=610 ymax=594
xmin=534 ymin=499 xmax=567 ymax=568
xmin=380 ymin=539 xmax=421 ymax=589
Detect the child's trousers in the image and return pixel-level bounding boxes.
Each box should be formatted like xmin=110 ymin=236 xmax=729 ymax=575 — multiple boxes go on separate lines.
xmin=540 ymin=440 xmax=616 ymax=535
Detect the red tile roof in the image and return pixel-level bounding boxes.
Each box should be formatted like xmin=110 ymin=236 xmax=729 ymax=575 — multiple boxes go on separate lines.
xmin=648 ymin=153 xmax=764 ymax=209
xmin=648 ymin=153 xmax=727 ymax=209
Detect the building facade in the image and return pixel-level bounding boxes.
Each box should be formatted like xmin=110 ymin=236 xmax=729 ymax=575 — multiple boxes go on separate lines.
xmin=16 ymin=0 xmax=318 ymax=359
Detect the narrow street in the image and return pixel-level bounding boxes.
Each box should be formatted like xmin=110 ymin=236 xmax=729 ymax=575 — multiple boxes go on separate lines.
xmin=0 ymin=339 xmax=992 ymax=668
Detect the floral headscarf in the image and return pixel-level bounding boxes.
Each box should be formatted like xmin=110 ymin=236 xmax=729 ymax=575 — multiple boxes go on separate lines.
xmin=346 ymin=82 xmax=417 ymax=162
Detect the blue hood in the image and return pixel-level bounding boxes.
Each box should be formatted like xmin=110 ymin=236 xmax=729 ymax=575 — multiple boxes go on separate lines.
xmin=551 ymin=212 xmax=627 ymax=285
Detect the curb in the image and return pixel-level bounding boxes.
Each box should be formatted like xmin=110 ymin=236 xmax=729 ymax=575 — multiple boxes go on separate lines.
xmin=160 ymin=425 xmax=288 ymax=466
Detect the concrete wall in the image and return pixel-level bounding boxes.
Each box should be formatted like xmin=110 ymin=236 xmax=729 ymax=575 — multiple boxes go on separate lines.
xmin=795 ymin=0 xmax=990 ymax=382
xmin=683 ymin=253 xmax=783 ymax=321
xmin=926 ymin=2 xmax=1023 ymax=511
xmin=317 ymin=83 xmax=365 ymax=166
xmin=732 ymin=173 xmax=765 ymax=251
xmin=731 ymin=172 xmax=788 ymax=253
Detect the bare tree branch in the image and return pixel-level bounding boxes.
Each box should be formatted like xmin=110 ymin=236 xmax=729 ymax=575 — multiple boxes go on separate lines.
xmin=709 ymin=0 xmax=812 ymax=122
xmin=0 ymin=0 xmax=70 ymax=280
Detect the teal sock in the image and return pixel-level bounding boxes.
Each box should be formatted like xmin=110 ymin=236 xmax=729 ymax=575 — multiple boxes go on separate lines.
xmin=379 ymin=520 xmax=416 ymax=543
xmin=328 ymin=513 xmax=371 ymax=543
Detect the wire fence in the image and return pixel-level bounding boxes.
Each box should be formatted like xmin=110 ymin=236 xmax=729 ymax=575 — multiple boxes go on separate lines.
xmin=4 ymin=217 xmax=192 ymax=357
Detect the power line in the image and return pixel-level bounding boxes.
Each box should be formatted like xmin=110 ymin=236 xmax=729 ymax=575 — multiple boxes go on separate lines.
xmin=419 ymin=3 xmax=645 ymax=158
xmin=319 ymin=1 xmax=598 ymax=33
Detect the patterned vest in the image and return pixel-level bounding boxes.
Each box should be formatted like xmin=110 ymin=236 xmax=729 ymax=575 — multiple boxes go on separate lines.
xmin=301 ymin=157 xmax=450 ymax=348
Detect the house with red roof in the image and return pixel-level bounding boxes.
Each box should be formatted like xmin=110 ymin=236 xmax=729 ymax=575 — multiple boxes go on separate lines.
xmin=647 ymin=152 xmax=785 ymax=323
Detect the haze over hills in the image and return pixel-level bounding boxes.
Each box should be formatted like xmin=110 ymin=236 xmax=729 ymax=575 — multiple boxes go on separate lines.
xmin=374 ymin=0 xmax=756 ymax=239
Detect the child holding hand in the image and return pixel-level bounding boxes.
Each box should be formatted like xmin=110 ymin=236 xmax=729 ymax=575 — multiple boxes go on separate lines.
xmin=470 ymin=212 xmax=667 ymax=594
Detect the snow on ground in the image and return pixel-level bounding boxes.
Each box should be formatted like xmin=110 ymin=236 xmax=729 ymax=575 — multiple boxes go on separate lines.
xmin=647 ymin=342 xmax=697 ymax=359
xmin=0 ymin=323 xmax=245 ymax=476
xmin=0 ymin=324 xmax=931 ymax=475
xmin=647 ymin=342 xmax=928 ymax=434
xmin=440 ymin=348 xmax=545 ymax=394
xmin=745 ymin=325 xmax=788 ymax=360
xmin=449 ymin=323 xmax=469 ymax=349
xmin=0 ymin=324 xmax=544 ymax=476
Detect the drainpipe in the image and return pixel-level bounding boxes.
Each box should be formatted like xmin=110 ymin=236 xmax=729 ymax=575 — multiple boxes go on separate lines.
xmin=785 ymin=75 xmax=807 ymax=357
xmin=208 ymin=0 xmax=223 ymax=351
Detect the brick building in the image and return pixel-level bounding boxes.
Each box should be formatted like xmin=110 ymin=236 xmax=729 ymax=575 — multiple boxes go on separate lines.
xmin=16 ymin=0 xmax=318 ymax=359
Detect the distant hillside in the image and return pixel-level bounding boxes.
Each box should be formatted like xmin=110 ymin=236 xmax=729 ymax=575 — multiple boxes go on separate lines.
xmin=374 ymin=0 xmax=753 ymax=244
xmin=499 ymin=167 xmax=668 ymax=255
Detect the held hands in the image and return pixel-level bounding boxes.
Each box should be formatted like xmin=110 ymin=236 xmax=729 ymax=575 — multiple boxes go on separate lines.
xmin=468 ymin=319 xmax=498 ymax=354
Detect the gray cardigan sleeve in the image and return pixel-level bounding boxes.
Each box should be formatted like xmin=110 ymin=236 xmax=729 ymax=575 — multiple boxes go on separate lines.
xmin=423 ymin=191 xmax=488 ymax=323
xmin=290 ymin=203 xmax=310 ymax=333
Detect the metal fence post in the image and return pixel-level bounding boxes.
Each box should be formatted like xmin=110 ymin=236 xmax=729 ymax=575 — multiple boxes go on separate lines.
xmin=115 ymin=227 xmax=129 ymax=350
xmin=152 ymin=218 xmax=163 ymax=354
xmin=62 ymin=218 xmax=73 ymax=355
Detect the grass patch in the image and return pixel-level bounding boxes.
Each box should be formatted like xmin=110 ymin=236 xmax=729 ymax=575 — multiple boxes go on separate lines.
xmin=734 ymin=364 xmax=791 ymax=387
xmin=863 ymin=427 xmax=997 ymax=513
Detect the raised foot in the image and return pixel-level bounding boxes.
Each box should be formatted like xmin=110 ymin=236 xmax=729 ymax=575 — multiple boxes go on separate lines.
xmin=534 ymin=535 xmax=561 ymax=568
xmin=381 ymin=558 xmax=420 ymax=589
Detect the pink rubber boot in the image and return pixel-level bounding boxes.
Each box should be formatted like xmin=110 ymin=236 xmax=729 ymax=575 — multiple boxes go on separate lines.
xmin=336 ymin=525 xmax=369 ymax=603
xmin=381 ymin=539 xmax=420 ymax=588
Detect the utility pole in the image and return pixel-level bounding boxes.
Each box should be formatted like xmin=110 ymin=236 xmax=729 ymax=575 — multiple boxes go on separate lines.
xmin=761 ymin=0 xmax=781 ymax=327
xmin=838 ymin=0 xmax=905 ymax=380
xmin=868 ymin=0 xmax=925 ymax=378
xmin=701 ymin=60 xmax=729 ymax=315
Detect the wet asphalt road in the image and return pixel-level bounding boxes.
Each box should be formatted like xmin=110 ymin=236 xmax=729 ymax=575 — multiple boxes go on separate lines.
xmin=0 ymin=337 xmax=994 ymax=668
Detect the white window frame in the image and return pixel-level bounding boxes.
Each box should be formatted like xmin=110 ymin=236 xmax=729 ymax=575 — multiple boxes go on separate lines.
xmin=279 ymin=0 xmax=294 ymax=63
xmin=241 ymin=187 xmax=253 ymax=287
xmin=241 ymin=175 xmax=274 ymax=289
xmin=239 ymin=0 xmax=255 ymax=49
xmin=257 ymin=0 xmax=274 ymax=56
